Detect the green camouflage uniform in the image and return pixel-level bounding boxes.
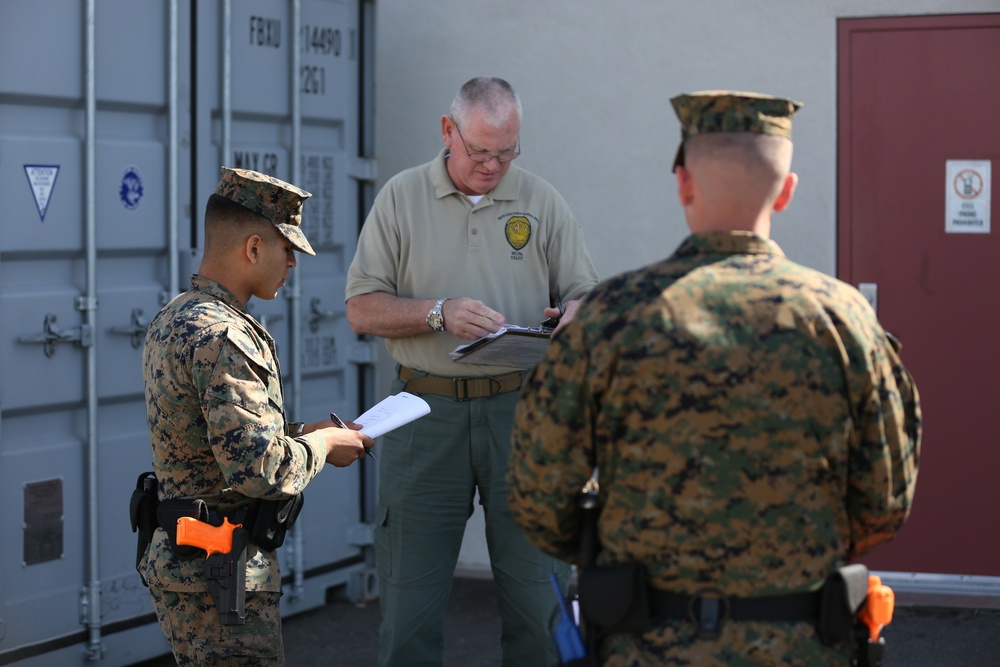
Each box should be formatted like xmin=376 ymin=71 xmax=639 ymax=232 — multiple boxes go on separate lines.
xmin=507 ymin=231 xmax=921 ymax=666
xmin=141 ymin=275 xmax=327 ymax=664
xmin=140 ymin=168 xmax=322 ymax=665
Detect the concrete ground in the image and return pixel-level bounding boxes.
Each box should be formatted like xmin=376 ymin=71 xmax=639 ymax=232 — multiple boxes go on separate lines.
xmin=134 ymin=575 xmax=1000 ymax=666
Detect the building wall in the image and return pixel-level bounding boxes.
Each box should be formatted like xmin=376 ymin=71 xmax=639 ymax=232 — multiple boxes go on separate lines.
xmin=368 ymin=0 xmax=999 ymax=573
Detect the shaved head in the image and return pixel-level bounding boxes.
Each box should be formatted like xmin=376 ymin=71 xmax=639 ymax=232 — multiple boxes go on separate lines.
xmin=203 ymin=193 xmax=275 ymax=256
xmin=684 ymin=133 xmax=794 ymax=211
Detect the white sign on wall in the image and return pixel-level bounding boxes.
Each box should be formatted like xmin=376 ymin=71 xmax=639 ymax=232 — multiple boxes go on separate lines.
xmin=945 ymin=160 xmax=991 ymax=234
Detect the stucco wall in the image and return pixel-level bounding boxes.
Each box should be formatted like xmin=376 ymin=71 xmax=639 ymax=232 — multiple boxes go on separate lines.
xmin=368 ymin=0 xmax=999 ymax=573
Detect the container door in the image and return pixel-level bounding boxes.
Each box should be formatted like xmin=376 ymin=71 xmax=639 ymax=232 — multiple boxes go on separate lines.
xmin=193 ymin=0 xmax=374 ymax=615
xmin=838 ymin=14 xmax=1000 ymax=580
xmin=1 ymin=1 xmax=181 ymax=664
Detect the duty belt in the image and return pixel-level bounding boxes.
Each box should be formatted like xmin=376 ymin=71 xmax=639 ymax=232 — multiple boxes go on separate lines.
xmin=399 ymin=365 xmax=523 ymax=401
xmin=649 ymin=586 xmax=822 ymax=638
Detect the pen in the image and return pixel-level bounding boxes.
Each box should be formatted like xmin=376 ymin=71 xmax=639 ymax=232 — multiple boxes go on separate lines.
xmin=331 ymin=412 xmax=376 ymax=460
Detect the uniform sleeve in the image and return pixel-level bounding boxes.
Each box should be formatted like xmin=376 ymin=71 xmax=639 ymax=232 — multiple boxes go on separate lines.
xmin=195 ymin=325 xmax=327 ymax=499
xmin=507 ymin=323 xmax=598 ymax=563
xmin=847 ymin=331 xmax=922 ymax=558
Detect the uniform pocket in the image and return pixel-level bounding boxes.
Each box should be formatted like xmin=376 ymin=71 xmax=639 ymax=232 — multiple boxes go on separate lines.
xmin=374 ymin=503 xmax=393 ymax=580
xmin=193 ymin=629 xmax=282 ymax=663
xmin=204 ymin=328 xmax=281 ymax=418
xmin=192 ymin=590 xmax=283 ymax=662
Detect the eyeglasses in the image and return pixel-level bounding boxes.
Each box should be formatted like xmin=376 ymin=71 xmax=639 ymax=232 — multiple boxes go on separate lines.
xmin=451 ymin=118 xmax=520 ymax=163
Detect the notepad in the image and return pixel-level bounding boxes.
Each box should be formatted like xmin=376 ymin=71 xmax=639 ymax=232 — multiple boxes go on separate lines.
xmin=449 ymin=326 xmax=552 ymax=368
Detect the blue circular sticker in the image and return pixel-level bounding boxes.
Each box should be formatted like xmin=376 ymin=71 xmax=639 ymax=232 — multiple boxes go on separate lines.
xmin=120 ymin=165 xmax=144 ymax=210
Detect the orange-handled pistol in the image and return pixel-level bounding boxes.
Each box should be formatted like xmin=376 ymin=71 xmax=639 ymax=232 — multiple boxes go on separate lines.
xmin=859 ymin=574 xmax=894 ymax=642
xmin=176 ymin=515 xmax=242 ymax=556
xmin=175 ymin=515 xmax=249 ymax=625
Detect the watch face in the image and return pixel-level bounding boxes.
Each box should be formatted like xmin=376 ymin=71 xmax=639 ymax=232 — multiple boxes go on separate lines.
xmin=428 ymin=298 xmax=446 ymax=331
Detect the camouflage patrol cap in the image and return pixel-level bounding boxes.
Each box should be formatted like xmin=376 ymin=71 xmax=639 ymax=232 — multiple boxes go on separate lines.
xmin=214 ymin=167 xmax=316 ymax=255
xmin=670 ymin=91 xmax=803 ymax=171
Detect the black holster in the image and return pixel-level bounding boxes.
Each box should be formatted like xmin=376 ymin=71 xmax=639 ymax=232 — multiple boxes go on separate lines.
xmin=205 ymin=526 xmax=250 ymax=625
xmin=155 ymin=497 xmax=250 ymax=626
xmin=818 ymin=563 xmax=888 ymax=666
xmin=128 ymin=471 xmax=160 ymax=586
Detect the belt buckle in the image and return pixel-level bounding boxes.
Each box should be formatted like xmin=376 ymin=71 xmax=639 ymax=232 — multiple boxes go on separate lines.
xmin=687 ymin=587 xmax=730 ymax=639
xmin=452 ymin=375 xmax=503 ymax=401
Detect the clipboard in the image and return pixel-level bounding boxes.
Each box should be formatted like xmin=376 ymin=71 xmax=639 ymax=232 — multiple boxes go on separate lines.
xmin=449 ymin=326 xmax=552 ymax=368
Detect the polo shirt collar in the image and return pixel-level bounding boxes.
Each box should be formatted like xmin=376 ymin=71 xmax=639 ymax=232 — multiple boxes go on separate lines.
xmin=431 ymin=148 xmax=520 ymax=202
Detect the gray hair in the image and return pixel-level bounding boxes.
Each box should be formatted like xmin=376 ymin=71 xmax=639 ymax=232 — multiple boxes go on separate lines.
xmin=450 ymin=77 xmax=523 ymax=128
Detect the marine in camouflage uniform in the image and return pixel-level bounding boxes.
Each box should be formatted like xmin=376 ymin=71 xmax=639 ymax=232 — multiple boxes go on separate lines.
xmin=141 ymin=168 xmax=371 ymax=666
xmin=507 ymin=92 xmax=921 ymax=666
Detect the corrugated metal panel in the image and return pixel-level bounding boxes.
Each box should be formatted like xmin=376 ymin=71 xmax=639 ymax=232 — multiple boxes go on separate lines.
xmin=0 ymin=1 xmax=374 ymax=664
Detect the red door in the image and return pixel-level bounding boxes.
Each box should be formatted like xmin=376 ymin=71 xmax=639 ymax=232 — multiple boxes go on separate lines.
xmin=838 ymin=13 xmax=1000 ymax=576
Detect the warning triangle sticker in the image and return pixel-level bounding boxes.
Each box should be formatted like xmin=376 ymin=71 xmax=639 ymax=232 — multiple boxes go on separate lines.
xmin=24 ymin=164 xmax=60 ymax=221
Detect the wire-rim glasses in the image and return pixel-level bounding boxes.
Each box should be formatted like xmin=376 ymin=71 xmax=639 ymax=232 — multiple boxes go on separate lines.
xmin=450 ymin=118 xmax=520 ymax=164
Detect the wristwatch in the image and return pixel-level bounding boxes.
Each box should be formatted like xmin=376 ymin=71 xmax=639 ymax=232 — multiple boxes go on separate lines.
xmin=426 ymin=298 xmax=448 ymax=332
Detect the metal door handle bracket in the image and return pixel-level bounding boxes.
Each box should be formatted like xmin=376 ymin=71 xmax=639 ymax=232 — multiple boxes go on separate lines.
xmin=308 ymin=297 xmax=339 ymax=333
xmin=110 ymin=308 xmax=149 ymax=349
xmin=19 ymin=313 xmax=94 ymax=357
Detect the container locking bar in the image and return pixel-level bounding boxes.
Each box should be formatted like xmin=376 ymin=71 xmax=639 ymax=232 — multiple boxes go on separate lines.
xmin=110 ymin=308 xmax=149 ymax=348
xmin=308 ymin=297 xmax=339 ymax=332
xmin=19 ymin=313 xmax=94 ymax=357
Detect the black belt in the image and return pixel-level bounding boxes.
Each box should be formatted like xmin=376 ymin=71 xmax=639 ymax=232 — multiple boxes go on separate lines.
xmin=649 ymin=586 xmax=822 ymax=638
xmin=399 ymin=365 xmax=523 ymax=401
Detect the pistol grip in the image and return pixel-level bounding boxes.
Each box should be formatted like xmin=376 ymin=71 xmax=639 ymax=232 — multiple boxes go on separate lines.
xmin=176 ymin=516 xmax=241 ymax=556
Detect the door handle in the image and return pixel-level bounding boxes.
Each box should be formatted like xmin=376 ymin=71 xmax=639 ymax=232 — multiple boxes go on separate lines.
xmin=110 ymin=308 xmax=150 ymax=349
xmin=20 ymin=313 xmax=94 ymax=357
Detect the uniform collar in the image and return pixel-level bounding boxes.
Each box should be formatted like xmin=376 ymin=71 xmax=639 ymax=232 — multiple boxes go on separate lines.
xmin=431 ymin=147 xmax=520 ymax=202
xmin=190 ymin=274 xmax=248 ymax=312
xmin=676 ymin=231 xmax=785 ymax=257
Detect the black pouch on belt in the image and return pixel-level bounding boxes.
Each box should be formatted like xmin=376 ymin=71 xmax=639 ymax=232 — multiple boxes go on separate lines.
xmin=818 ymin=563 xmax=870 ymax=645
xmin=156 ymin=498 xmax=211 ymax=560
xmin=128 ymin=471 xmax=160 ymax=584
xmin=244 ymin=494 xmax=304 ymax=551
xmin=577 ymin=563 xmax=651 ymax=635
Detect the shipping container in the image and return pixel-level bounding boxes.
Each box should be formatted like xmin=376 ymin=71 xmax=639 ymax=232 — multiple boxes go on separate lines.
xmin=0 ymin=1 xmax=377 ymax=664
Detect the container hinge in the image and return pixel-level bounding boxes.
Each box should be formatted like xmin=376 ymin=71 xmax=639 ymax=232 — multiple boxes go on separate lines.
xmin=75 ymin=295 xmax=99 ymax=312
xmin=19 ymin=314 xmax=94 ymax=357
xmin=348 ymin=157 xmax=378 ymax=183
